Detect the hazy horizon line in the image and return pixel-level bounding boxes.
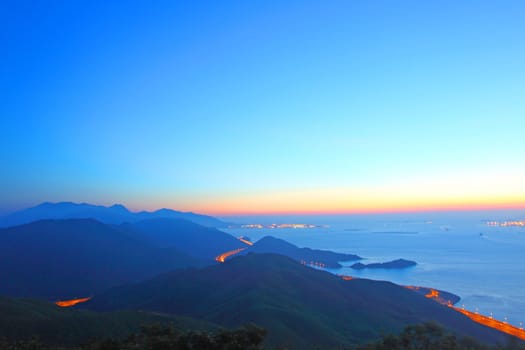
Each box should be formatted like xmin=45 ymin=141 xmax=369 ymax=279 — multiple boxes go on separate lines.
xmin=1 ymin=200 xmax=523 ymax=218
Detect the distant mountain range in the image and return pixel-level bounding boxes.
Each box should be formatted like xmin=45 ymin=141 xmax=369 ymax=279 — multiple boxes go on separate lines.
xmin=87 ymin=253 xmax=507 ymax=348
xmin=0 ymin=202 xmax=228 ymax=228
xmin=0 ymin=216 xmax=365 ymax=301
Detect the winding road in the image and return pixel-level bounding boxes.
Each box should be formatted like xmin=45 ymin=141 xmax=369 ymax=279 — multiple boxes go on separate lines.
xmin=452 ymin=306 xmax=525 ymax=341
xmin=57 ymin=243 xmax=525 ymax=342
xmin=215 ymin=247 xmax=246 ymax=263
xmin=55 ymin=297 xmax=91 ymax=307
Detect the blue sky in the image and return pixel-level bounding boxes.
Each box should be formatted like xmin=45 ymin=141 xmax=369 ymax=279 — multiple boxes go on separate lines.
xmin=1 ymin=1 xmax=525 ymax=215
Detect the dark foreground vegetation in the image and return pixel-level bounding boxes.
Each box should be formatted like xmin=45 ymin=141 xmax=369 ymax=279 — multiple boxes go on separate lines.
xmin=1 ymin=323 xmax=523 ymax=350
xmin=356 ymin=322 xmax=525 ymax=350
xmin=0 ymin=324 xmax=266 ymax=350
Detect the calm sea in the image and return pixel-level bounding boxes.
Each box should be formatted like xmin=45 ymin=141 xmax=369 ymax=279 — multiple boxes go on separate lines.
xmin=223 ymin=211 xmax=525 ymax=328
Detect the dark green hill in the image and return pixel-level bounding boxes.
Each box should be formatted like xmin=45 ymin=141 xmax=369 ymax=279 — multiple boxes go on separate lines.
xmin=87 ymin=253 xmax=507 ymax=349
xmin=124 ymin=218 xmax=245 ymax=260
xmin=0 ymin=219 xmax=206 ymax=299
xmin=244 ymin=236 xmax=361 ymax=267
xmin=0 ymin=296 xmax=218 ymax=345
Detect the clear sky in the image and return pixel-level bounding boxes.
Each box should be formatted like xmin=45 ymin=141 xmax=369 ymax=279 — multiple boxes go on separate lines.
xmin=1 ymin=0 xmax=525 ymax=215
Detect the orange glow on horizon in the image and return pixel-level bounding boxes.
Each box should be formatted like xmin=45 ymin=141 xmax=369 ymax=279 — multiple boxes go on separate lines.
xmin=120 ymin=177 xmax=525 ymax=216
xmin=82 ymin=168 xmax=525 ymax=216
xmin=161 ymin=179 xmax=525 ymax=215
xmin=192 ymin=200 xmax=525 ymax=217
xmin=55 ymin=297 xmax=91 ymax=307
xmin=128 ymin=194 xmax=525 ymax=216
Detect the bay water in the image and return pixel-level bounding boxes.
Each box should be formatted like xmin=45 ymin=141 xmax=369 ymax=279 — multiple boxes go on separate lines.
xmin=223 ymin=211 xmax=525 ymax=327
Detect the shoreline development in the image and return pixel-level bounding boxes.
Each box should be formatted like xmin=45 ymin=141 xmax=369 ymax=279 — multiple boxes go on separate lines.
xmin=214 ymin=244 xmax=525 ymax=342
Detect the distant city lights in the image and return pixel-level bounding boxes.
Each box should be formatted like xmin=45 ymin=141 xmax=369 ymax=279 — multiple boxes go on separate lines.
xmin=231 ymin=223 xmax=324 ymax=229
xmin=486 ymin=220 xmax=525 ymax=227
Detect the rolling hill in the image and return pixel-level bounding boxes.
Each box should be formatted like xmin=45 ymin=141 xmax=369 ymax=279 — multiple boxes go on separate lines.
xmin=244 ymin=235 xmax=361 ymax=267
xmin=87 ymin=253 xmax=508 ymax=349
xmin=123 ymin=218 xmax=246 ymax=260
xmin=0 ymin=219 xmax=206 ymax=299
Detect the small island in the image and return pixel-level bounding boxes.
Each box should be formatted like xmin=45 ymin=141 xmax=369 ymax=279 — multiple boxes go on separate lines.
xmin=351 ymin=258 xmax=417 ymax=270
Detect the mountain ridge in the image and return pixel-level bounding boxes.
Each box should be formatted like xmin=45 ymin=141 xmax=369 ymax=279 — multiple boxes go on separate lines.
xmin=121 ymin=217 xmax=246 ymax=260
xmin=0 ymin=218 xmax=208 ymax=299
xmin=243 ymin=235 xmax=361 ymax=267
xmin=88 ymin=253 xmax=508 ymax=348
xmin=0 ymin=202 xmax=228 ymax=228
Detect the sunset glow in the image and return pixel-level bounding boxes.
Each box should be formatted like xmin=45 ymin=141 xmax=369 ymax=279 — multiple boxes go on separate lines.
xmin=2 ymin=0 xmax=525 ymax=216
xmin=165 ymin=191 xmax=525 ymax=216
xmin=3 ymin=1 xmax=525 ymax=348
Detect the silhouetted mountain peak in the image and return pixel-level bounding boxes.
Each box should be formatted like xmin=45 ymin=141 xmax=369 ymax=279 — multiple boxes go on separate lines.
xmin=256 ymin=236 xmax=296 ymax=248
xmin=108 ymin=204 xmax=129 ymax=213
xmin=0 ymin=202 xmax=228 ymax=228
xmin=154 ymin=208 xmax=179 ymax=214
